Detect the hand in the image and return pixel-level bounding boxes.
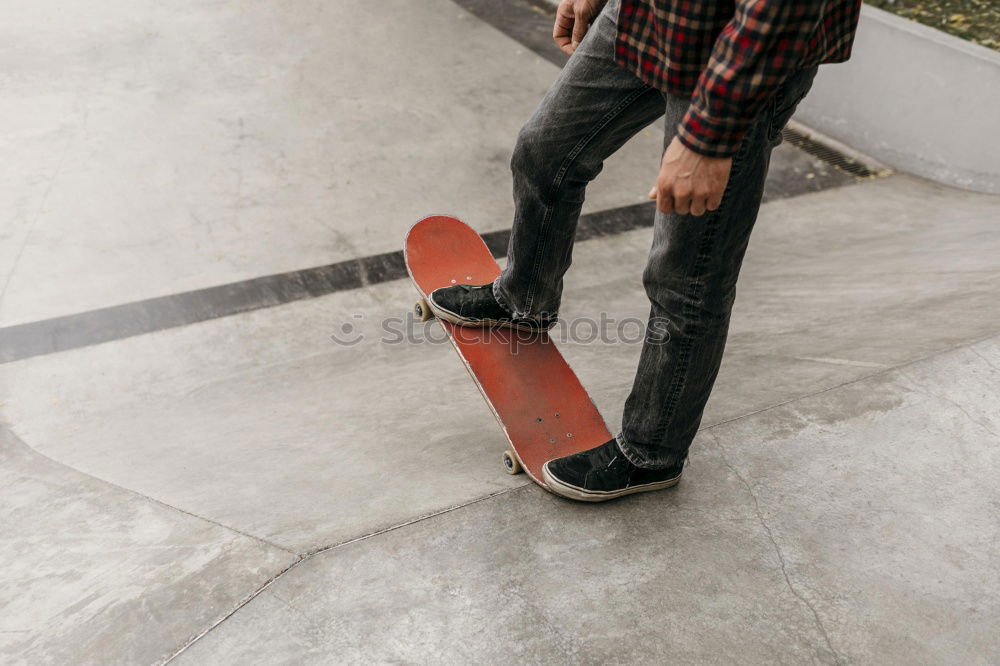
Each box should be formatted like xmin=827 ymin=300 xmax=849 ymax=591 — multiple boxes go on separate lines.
xmin=553 ymin=0 xmax=606 ymax=55
xmin=648 ymin=136 xmax=732 ymax=217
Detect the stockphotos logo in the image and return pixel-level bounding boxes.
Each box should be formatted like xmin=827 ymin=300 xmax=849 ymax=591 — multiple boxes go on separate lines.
xmin=330 ymin=312 xmax=670 ymax=349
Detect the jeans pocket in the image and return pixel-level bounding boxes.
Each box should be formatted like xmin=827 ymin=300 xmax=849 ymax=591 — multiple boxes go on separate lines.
xmin=766 ymin=66 xmax=818 ymax=145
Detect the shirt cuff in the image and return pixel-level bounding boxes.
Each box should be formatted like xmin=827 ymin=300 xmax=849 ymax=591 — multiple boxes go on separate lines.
xmin=676 ymin=105 xmax=750 ymax=159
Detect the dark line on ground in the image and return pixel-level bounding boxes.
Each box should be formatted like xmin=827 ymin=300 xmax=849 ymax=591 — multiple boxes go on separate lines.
xmin=0 ymin=203 xmax=655 ymax=364
xmin=454 ymin=0 xmax=570 ymax=68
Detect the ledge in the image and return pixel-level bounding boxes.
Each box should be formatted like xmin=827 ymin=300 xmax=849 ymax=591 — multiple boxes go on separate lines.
xmin=797 ymin=4 xmax=1000 ymax=194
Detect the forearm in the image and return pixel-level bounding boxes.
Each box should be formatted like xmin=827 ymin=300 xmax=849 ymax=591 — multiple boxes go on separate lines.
xmin=677 ymin=0 xmax=826 ymax=158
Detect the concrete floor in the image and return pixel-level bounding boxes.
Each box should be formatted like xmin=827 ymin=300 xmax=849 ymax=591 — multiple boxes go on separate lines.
xmin=2 ymin=0 xmax=999 ymax=664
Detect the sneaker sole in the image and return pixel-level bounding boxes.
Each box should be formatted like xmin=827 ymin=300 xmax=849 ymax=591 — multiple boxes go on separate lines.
xmin=427 ymin=295 xmax=554 ymax=333
xmin=541 ymin=462 xmax=682 ymax=502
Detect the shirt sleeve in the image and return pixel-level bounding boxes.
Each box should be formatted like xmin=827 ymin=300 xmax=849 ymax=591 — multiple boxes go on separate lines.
xmin=676 ymin=0 xmax=827 ymax=158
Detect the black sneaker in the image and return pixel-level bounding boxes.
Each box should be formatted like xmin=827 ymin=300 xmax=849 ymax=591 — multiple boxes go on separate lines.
xmin=542 ymin=438 xmax=683 ymax=502
xmin=428 ymin=283 xmax=555 ymax=332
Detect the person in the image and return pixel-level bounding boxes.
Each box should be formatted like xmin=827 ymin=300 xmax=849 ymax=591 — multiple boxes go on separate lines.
xmin=428 ymin=0 xmax=862 ymax=501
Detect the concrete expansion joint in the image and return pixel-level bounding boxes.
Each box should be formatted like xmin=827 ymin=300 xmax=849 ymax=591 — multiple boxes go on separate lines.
xmin=162 ymin=484 xmax=529 ymax=664
xmin=301 ymin=485 xmax=527 ymax=559
xmin=1 ymin=425 xmax=296 ymax=559
xmin=160 ymin=556 xmax=303 ymax=665
xmin=707 ymin=431 xmax=843 ymax=665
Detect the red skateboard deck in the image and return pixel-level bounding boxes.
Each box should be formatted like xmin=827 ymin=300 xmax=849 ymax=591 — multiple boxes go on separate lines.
xmin=404 ymin=215 xmax=611 ymax=487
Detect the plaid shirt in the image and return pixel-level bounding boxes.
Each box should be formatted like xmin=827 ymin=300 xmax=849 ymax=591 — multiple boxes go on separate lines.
xmin=615 ymin=0 xmax=862 ymax=157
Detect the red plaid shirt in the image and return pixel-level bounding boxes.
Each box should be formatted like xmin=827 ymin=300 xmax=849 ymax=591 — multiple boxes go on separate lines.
xmin=615 ymin=0 xmax=862 ymax=157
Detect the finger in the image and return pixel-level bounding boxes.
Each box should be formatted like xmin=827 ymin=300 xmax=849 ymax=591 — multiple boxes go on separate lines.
xmin=689 ymin=196 xmax=707 ymax=217
xmin=706 ymin=192 xmax=724 ymax=211
xmin=572 ymin=6 xmax=588 ymax=48
xmin=673 ymin=193 xmax=690 ymax=216
xmin=657 ymin=190 xmax=674 ymax=215
xmin=553 ymin=4 xmax=575 ymax=53
xmin=648 ymin=185 xmax=657 ymax=199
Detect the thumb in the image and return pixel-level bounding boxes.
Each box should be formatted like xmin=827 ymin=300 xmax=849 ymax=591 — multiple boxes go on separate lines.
xmin=648 ymin=185 xmax=657 ymax=199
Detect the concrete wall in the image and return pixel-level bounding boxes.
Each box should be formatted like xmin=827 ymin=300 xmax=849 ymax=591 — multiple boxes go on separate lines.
xmin=797 ymin=4 xmax=1000 ymax=194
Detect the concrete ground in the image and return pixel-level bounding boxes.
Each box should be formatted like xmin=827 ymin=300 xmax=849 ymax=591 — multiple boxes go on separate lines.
xmin=1 ymin=0 xmax=998 ymax=664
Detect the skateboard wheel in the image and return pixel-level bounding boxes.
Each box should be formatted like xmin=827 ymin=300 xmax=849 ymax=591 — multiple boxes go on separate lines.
xmin=414 ymin=298 xmax=432 ymax=322
xmin=502 ymin=450 xmax=522 ymax=475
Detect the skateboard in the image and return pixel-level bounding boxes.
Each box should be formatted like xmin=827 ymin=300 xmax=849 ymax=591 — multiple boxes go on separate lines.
xmin=404 ymin=215 xmax=611 ymax=487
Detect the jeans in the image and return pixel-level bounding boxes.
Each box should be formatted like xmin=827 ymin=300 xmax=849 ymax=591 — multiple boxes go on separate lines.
xmin=493 ymin=0 xmax=818 ymax=468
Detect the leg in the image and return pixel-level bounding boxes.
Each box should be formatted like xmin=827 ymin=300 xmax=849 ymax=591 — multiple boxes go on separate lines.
xmin=494 ymin=0 xmax=666 ymax=321
xmin=618 ymin=66 xmax=820 ymax=468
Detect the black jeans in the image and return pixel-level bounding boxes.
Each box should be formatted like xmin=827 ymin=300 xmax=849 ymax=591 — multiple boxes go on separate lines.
xmin=493 ymin=0 xmax=818 ymax=467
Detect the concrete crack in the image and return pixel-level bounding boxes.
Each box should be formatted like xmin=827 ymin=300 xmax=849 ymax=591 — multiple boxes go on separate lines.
xmin=968 ymin=345 xmax=1000 ymax=374
xmin=708 ymin=431 xmax=843 ymax=666
xmin=700 ymin=329 xmax=1000 ymax=435
xmin=0 ymin=119 xmax=78 ymax=317
xmin=896 ymin=370 xmax=1000 ymax=442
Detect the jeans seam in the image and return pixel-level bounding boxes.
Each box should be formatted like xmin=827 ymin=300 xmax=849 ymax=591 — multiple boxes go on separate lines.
xmin=519 ymin=85 xmax=657 ymax=317
xmin=641 ymin=131 xmax=755 ymax=454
